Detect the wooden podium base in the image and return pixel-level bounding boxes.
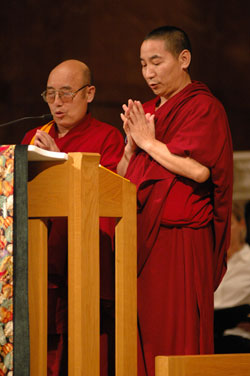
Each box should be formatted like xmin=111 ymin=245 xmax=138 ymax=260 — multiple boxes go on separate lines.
xmin=28 ymin=152 xmax=137 ymax=376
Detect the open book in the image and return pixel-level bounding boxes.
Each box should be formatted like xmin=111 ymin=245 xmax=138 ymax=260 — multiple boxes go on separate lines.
xmin=28 ymin=145 xmax=68 ymax=161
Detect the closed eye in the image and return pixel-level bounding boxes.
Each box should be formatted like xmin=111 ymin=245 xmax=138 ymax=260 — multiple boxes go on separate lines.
xmin=152 ymin=59 xmax=162 ymax=65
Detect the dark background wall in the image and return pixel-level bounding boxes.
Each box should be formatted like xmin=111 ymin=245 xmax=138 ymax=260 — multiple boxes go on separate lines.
xmin=0 ymin=0 xmax=249 ymax=150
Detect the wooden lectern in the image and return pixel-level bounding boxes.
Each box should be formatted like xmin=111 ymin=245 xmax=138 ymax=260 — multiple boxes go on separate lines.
xmin=27 ymin=152 xmax=137 ymax=376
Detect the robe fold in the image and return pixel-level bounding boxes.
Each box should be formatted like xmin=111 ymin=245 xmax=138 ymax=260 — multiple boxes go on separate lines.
xmin=22 ymin=113 xmax=124 ymax=375
xmin=125 ymin=81 xmax=233 ymax=376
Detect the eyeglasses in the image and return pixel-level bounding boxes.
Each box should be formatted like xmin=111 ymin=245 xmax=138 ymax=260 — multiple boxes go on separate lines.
xmin=41 ymin=84 xmax=90 ymax=103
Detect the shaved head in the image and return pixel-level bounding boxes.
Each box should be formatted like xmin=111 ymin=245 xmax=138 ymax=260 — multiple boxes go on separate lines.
xmin=48 ymin=59 xmax=92 ymax=88
xmin=144 ymin=26 xmax=192 ymax=58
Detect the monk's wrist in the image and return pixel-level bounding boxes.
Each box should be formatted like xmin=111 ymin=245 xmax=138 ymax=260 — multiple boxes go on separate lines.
xmin=124 ymin=144 xmax=135 ymax=160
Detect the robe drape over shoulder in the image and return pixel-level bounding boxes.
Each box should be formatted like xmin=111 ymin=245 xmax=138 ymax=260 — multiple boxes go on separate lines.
xmin=125 ymin=81 xmax=233 ymax=376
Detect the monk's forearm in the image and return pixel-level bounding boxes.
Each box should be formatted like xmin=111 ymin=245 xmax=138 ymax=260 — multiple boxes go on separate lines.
xmin=117 ymin=147 xmax=134 ymax=176
xmin=142 ymin=139 xmax=210 ymax=183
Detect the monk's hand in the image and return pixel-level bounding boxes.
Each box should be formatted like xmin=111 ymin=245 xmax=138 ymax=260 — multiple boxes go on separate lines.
xmin=33 ymin=130 xmax=60 ymax=152
xmin=127 ymin=100 xmax=155 ymax=150
xmin=121 ymin=99 xmax=138 ymax=155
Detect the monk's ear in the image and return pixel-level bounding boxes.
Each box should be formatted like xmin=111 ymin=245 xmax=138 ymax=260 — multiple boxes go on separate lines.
xmin=86 ymin=85 xmax=96 ymax=103
xmin=179 ymin=49 xmax=191 ymax=70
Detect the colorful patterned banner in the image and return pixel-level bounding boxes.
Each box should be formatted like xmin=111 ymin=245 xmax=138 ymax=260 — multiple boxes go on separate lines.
xmin=0 ymin=145 xmax=15 ymax=375
xmin=0 ymin=145 xmax=29 ymax=376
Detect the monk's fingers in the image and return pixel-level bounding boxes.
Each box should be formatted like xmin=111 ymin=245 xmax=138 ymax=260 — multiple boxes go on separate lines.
xmin=120 ymin=112 xmax=126 ymax=122
xmin=129 ymin=104 xmax=146 ymax=125
xmin=122 ymin=104 xmax=133 ymax=121
xmin=145 ymin=113 xmax=155 ymax=124
xmin=35 ymin=130 xmax=52 ymax=142
xmin=34 ymin=131 xmax=59 ymax=151
xmin=33 ymin=133 xmax=45 ymax=146
xmin=128 ymin=99 xmax=134 ymax=110
xmin=134 ymin=100 xmax=145 ymax=115
xmin=131 ymin=101 xmax=147 ymax=119
xmin=121 ymin=115 xmax=130 ymax=132
xmin=122 ymin=104 xmax=129 ymax=113
xmin=34 ymin=137 xmax=50 ymax=150
xmin=121 ymin=113 xmax=133 ymax=129
xmin=33 ymin=139 xmax=43 ymax=148
xmin=128 ymin=101 xmax=143 ymax=119
xmin=34 ymin=135 xmax=50 ymax=149
xmin=148 ymin=115 xmax=156 ymax=136
xmin=122 ymin=100 xmax=134 ymax=116
xmin=123 ymin=99 xmax=144 ymax=122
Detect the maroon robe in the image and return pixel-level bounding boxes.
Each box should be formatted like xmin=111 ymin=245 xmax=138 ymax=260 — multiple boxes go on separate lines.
xmin=125 ymin=81 xmax=233 ymax=376
xmin=22 ymin=113 xmax=124 ymax=376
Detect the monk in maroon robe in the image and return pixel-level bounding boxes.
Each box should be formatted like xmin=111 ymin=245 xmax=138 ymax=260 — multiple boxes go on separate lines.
xmin=22 ymin=59 xmax=124 ymax=376
xmin=117 ymin=26 xmax=233 ymax=376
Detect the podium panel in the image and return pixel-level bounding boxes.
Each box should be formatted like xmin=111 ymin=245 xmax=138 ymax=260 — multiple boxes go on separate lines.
xmin=28 ymin=152 xmax=137 ymax=376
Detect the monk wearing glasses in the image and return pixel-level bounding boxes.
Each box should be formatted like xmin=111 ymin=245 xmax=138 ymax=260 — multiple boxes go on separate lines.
xmin=22 ymin=59 xmax=124 ymax=376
